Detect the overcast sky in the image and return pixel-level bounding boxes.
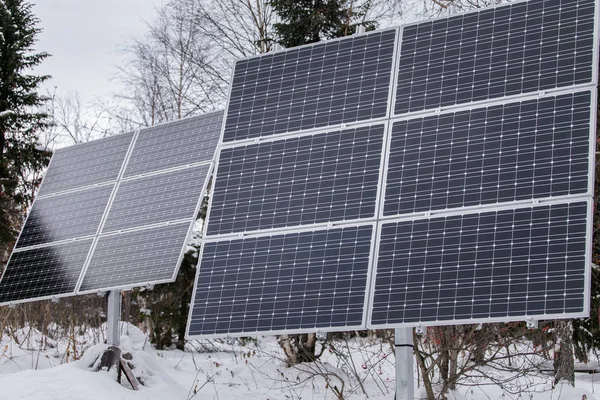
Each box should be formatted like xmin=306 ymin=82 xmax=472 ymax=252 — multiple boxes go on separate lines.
xmin=32 ymin=0 xmax=162 ymax=102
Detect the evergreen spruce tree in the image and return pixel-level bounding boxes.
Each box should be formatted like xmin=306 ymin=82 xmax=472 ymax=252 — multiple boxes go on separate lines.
xmin=270 ymin=0 xmax=377 ymax=48
xmin=0 ymin=0 xmax=51 ymax=250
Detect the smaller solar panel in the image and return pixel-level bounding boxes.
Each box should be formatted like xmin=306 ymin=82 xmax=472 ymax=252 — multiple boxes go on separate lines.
xmin=395 ymin=0 xmax=596 ymax=114
xmin=124 ymin=111 xmax=223 ymax=177
xmin=0 ymin=239 xmax=93 ymax=304
xmin=38 ymin=132 xmax=134 ymax=196
xmin=78 ymin=223 xmax=191 ymax=292
xmin=384 ymin=91 xmax=591 ymax=217
xmin=223 ymin=29 xmax=396 ymax=142
xmin=208 ymin=125 xmax=384 ymax=236
xmin=16 ymin=185 xmax=114 ymax=248
xmin=102 ymin=165 xmax=210 ymax=233
xmin=371 ymin=201 xmax=589 ymax=326
xmin=188 ymin=225 xmax=373 ymax=336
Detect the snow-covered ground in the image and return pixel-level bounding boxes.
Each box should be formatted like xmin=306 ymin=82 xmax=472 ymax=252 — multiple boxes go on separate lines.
xmin=0 ymin=324 xmax=598 ymax=400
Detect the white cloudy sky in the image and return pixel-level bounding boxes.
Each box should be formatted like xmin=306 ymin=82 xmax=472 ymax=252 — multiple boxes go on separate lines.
xmin=32 ymin=0 xmax=162 ymax=101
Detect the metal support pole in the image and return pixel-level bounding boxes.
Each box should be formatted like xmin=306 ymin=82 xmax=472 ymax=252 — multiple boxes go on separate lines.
xmin=107 ymin=290 xmax=122 ymax=346
xmin=395 ymin=327 xmax=414 ymax=400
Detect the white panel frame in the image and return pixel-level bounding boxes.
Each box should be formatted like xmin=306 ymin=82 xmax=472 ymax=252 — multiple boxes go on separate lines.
xmin=379 ymin=88 xmax=597 ymax=222
xmin=220 ymin=28 xmax=399 ymax=145
xmin=36 ymin=131 xmax=136 ymax=200
xmin=391 ymin=0 xmax=599 ymax=120
xmin=367 ymin=197 xmax=593 ymax=330
xmin=203 ymin=120 xmax=389 ymax=240
xmin=186 ymin=221 xmax=377 ymax=339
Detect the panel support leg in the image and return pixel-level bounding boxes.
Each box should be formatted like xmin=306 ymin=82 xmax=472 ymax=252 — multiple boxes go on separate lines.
xmin=107 ymin=290 xmax=122 ymax=346
xmin=395 ymin=327 xmax=414 ymax=400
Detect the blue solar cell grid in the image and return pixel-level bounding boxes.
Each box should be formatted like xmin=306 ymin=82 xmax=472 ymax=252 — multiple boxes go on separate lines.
xmin=15 ymin=185 xmax=114 ymax=248
xmin=188 ymin=225 xmax=373 ymax=336
xmin=395 ymin=0 xmax=596 ymax=115
xmin=103 ymin=165 xmax=211 ymax=233
xmin=371 ymin=201 xmax=589 ymax=326
xmin=208 ymin=125 xmax=384 ymax=236
xmin=384 ymin=91 xmax=591 ymax=216
xmin=79 ymin=223 xmax=192 ymax=292
xmin=0 ymin=239 xmax=94 ymax=305
xmin=124 ymin=111 xmax=222 ymax=177
xmin=223 ymin=29 xmax=396 ymax=142
xmin=37 ymin=132 xmax=134 ymax=196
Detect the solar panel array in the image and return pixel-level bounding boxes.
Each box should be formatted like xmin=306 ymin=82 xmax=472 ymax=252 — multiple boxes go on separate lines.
xmin=188 ymin=0 xmax=597 ymax=338
xmin=0 ymin=111 xmax=223 ymax=304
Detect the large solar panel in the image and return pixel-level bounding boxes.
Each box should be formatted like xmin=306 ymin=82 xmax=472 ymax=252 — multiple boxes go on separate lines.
xmin=78 ymin=223 xmax=192 ymax=292
xmin=37 ymin=132 xmax=134 ymax=196
xmin=15 ymin=185 xmax=114 ymax=248
xmin=222 ymin=29 xmax=396 ymax=142
xmin=188 ymin=225 xmax=373 ymax=336
xmin=207 ymin=125 xmax=384 ymax=236
xmin=188 ymin=0 xmax=597 ymax=338
xmin=0 ymin=240 xmax=93 ymax=304
xmin=0 ymin=112 xmax=222 ymax=304
xmin=102 ymin=165 xmax=211 ymax=233
xmin=395 ymin=0 xmax=596 ymax=115
xmin=371 ymin=201 xmax=589 ymax=326
xmin=384 ymin=91 xmax=592 ymax=216
xmin=124 ymin=111 xmax=222 ymax=177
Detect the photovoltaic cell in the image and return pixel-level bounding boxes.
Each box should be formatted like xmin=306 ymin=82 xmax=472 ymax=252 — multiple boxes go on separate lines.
xmin=223 ymin=29 xmax=396 ymax=142
xmin=124 ymin=111 xmax=223 ymax=177
xmin=78 ymin=223 xmax=191 ymax=292
xmin=188 ymin=225 xmax=373 ymax=336
xmin=384 ymin=91 xmax=591 ymax=216
xmin=0 ymin=239 xmax=93 ymax=304
xmin=371 ymin=202 xmax=588 ymax=326
xmin=38 ymin=132 xmax=134 ymax=196
xmin=208 ymin=125 xmax=384 ymax=236
xmin=102 ymin=165 xmax=210 ymax=233
xmin=16 ymin=185 xmax=114 ymax=248
xmin=395 ymin=0 xmax=596 ymax=114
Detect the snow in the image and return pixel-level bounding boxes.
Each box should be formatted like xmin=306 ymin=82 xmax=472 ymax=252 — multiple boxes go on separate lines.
xmin=0 ymin=110 xmax=16 ymax=117
xmin=1 ymin=324 xmax=600 ymax=399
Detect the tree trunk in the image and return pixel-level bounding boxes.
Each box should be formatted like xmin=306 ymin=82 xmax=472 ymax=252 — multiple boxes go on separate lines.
xmin=278 ymin=333 xmax=319 ymax=366
xmin=413 ymin=334 xmax=435 ymax=400
xmin=553 ymin=319 xmax=575 ymax=386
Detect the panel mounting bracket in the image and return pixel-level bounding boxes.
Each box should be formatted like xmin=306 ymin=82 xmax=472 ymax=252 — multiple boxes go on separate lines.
xmin=532 ymin=199 xmax=540 ymax=205
xmin=96 ymin=291 xmax=105 ymax=297
xmin=415 ymin=324 xmax=427 ymax=335
xmin=475 ymin=323 xmax=483 ymax=331
xmin=51 ymin=296 xmax=59 ymax=304
xmin=316 ymin=331 xmax=327 ymax=341
xmin=526 ymin=318 xmax=538 ymax=329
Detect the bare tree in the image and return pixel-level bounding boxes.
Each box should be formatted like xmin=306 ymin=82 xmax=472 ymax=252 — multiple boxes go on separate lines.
xmin=412 ymin=323 xmax=553 ymax=400
xmin=48 ymin=90 xmax=113 ymax=145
